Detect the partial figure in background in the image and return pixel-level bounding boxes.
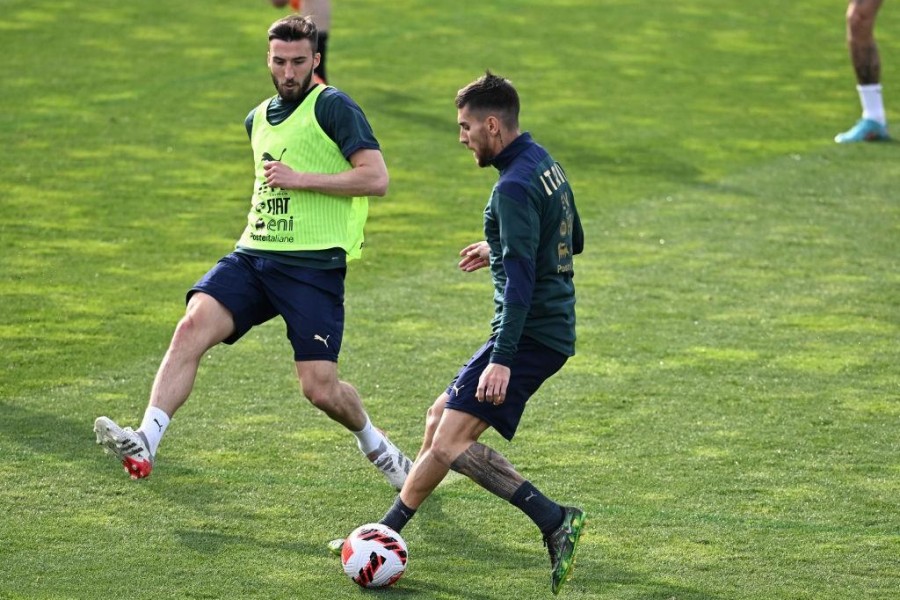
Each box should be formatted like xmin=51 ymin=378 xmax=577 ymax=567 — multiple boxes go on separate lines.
xmin=836 ymin=0 xmax=890 ymax=142
xmin=271 ymin=0 xmax=332 ymax=84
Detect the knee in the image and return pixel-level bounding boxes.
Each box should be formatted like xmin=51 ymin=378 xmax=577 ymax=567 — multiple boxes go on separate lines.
xmin=170 ymin=311 xmax=207 ymax=356
xmin=429 ymin=423 xmax=467 ymax=467
xmin=422 ymin=396 xmax=446 ymax=441
xmin=847 ymin=5 xmax=877 ymax=39
xmin=301 ymin=382 xmax=335 ymax=411
xmin=170 ymin=294 xmax=232 ymax=355
xmin=425 ymin=403 xmax=441 ymax=434
xmin=428 ymin=437 xmax=456 ymax=467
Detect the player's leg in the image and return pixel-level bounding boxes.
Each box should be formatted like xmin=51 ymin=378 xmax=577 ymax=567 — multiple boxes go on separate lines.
xmin=848 ymin=0 xmax=883 ymax=85
xmin=378 ymin=395 xmax=585 ymax=594
xmin=374 ymin=345 xmax=498 ymax=530
xmin=150 ymin=293 xmax=236 ymax=415
xmin=382 ymin=337 xmax=569 ymax=533
xmin=296 ymin=360 xmax=411 ymax=489
xmin=440 ymin=336 xmax=584 ymax=594
xmin=449 ymin=438 xmax=585 ymax=595
xmin=836 ymin=0 xmax=889 ymax=142
xmin=269 ymin=262 xmax=410 ymax=489
xmin=393 ymin=402 xmax=490 ymax=514
xmin=414 ymin=390 xmax=449 ymax=460
xmin=95 ymin=253 xmax=268 ymax=479
xmin=326 ymin=391 xmax=453 ymax=556
xmin=94 ymin=293 xmax=236 ymax=479
xmin=296 ymin=360 xmax=366 ymax=429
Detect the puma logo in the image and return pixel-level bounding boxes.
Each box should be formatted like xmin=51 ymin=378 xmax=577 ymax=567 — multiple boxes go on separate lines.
xmin=261 ymin=148 xmax=287 ymax=162
xmin=524 ymin=491 xmax=537 ymax=502
xmin=452 ymin=383 xmax=465 ymax=396
xmin=314 ymin=334 xmax=330 ymax=348
xmin=153 ymin=418 xmax=164 ymax=433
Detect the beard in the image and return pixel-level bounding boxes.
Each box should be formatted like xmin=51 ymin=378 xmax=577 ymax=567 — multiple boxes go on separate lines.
xmin=474 ymin=147 xmax=495 ymax=168
xmin=466 ymin=135 xmax=497 ymax=168
xmin=271 ymin=69 xmax=314 ymax=102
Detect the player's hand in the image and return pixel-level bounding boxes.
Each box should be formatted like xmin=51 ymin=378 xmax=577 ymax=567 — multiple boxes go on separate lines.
xmin=458 ymin=241 xmax=490 ymax=272
xmin=263 ymin=160 xmax=300 ymax=190
xmin=476 ymin=363 xmax=510 ymax=405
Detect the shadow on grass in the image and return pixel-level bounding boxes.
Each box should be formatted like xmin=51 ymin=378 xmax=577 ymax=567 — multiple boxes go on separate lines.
xmin=0 ymin=400 xmax=101 ymax=460
xmin=1 ymin=401 xmax=719 ymax=599
xmin=599 ymin=566 xmax=725 ymax=600
xmin=412 ymin=493 xmax=723 ymax=599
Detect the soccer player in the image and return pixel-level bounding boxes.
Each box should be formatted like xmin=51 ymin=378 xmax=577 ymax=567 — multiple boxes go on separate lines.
xmin=94 ymin=15 xmax=411 ymax=490
xmin=835 ymin=0 xmax=890 ymax=142
xmin=332 ymin=72 xmax=586 ymax=595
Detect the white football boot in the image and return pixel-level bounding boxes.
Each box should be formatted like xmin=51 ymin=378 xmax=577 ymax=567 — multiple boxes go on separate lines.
xmin=94 ymin=416 xmax=154 ymax=479
xmin=366 ymin=437 xmax=411 ymax=491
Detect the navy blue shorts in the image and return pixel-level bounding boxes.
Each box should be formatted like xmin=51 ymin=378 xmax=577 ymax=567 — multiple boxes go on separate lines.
xmin=188 ymin=252 xmax=345 ymax=362
xmin=444 ymin=336 xmax=568 ymax=441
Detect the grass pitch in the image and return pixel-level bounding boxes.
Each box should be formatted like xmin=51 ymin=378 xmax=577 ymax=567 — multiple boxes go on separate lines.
xmin=1 ymin=1 xmax=897 ymax=598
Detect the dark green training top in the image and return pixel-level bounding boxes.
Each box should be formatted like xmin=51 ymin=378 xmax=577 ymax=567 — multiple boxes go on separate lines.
xmin=485 ymin=132 xmax=584 ymax=365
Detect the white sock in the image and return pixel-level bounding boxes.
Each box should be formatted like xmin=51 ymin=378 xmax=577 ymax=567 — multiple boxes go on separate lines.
xmin=857 ymin=84 xmax=887 ymax=125
xmin=138 ymin=406 xmax=170 ymax=456
xmin=352 ymin=416 xmax=384 ymax=455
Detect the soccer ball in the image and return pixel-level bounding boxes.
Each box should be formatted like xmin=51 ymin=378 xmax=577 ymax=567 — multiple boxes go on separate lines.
xmin=341 ymin=523 xmax=408 ymax=588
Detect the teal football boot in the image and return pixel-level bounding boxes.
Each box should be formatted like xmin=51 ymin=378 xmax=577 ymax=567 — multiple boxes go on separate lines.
xmin=835 ymin=118 xmax=889 ymax=143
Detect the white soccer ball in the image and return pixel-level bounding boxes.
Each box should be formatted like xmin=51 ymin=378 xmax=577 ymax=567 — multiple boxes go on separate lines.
xmin=341 ymin=523 xmax=408 ymax=588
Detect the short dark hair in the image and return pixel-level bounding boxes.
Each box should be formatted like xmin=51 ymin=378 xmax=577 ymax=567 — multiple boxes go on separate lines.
xmin=455 ymin=71 xmax=520 ymax=129
xmin=268 ymin=14 xmax=318 ymax=53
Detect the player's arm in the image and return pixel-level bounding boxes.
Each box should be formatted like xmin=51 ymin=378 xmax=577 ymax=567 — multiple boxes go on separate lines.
xmin=263 ymin=147 xmax=388 ymax=196
xmin=477 ymin=186 xmax=539 ymax=405
xmin=491 ymin=185 xmax=539 ymax=366
xmin=571 ymin=195 xmax=584 ymax=255
xmin=476 ymin=262 xmax=533 ymax=404
xmin=475 ymin=183 xmax=540 ymax=405
xmin=263 ymin=89 xmax=389 ymax=196
xmin=245 ymin=108 xmax=256 ymax=140
xmin=490 ymin=251 xmax=535 ymax=365
xmin=573 ymin=212 xmax=584 ymax=255
xmin=478 ymin=245 xmax=533 ymax=405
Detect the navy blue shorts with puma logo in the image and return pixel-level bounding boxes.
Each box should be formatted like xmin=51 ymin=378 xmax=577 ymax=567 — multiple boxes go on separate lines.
xmin=189 ymin=252 xmax=345 ymax=362
xmin=444 ymin=336 xmax=568 ymax=440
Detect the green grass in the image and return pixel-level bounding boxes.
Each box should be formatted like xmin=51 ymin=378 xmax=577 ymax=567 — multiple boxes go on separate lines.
xmin=1 ymin=0 xmax=898 ymax=598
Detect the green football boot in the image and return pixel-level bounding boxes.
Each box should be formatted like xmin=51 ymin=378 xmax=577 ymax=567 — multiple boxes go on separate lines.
xmin=544 ymin=506 xmax=586 ymax=595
